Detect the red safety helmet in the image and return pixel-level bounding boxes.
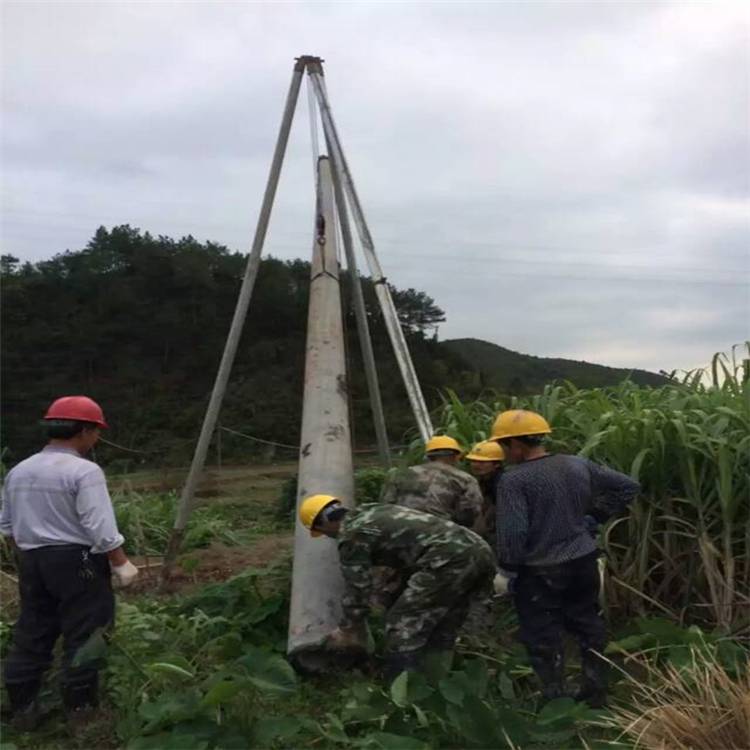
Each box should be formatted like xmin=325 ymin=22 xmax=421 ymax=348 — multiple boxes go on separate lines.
xmin=43 ymin=396 xmax=108 ymax=429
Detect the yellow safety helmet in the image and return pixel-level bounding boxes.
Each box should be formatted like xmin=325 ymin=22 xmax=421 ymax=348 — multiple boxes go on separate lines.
xmin=425 ymin=435 xmax=462 ymax=454
xmin=488 ymin=410 xmax=552 ymax=442
xmin=466 ymin=440 xmax=505 ymax=462
xmin=299 ymin=494 xmax=340 ymax=537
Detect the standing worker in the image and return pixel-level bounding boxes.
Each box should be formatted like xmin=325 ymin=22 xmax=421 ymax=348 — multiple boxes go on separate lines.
xmin=465 ymin=440 xmax=505 ymax=547
xmin=488 ymin=410 xmax=639 ymax=707
xmin=298 ymin=495 xmax=495 ymax=679
xmin=381 ymin=436 xmax=484 ymax=531
xmin=0 ymin=396 xmax=138 ymax=729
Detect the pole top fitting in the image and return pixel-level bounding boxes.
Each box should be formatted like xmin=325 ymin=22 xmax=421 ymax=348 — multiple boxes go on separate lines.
xmin=295 ymin=55 xmax=325 ymax=72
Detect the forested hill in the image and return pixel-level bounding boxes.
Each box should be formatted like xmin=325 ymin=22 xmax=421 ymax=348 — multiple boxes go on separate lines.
xmin=443 ymin=338 xmax=667 ymax=392
xmin=1 ymin=226 xmax=665 ymax=467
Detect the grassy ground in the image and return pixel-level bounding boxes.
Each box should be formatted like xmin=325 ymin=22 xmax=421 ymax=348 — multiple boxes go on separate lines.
xmin=1 ymin=461 xmax=747 ymax=750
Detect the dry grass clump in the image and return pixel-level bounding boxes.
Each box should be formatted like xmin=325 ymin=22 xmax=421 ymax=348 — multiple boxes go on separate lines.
xmin=609 ymin=649 xmax=750 ymax=750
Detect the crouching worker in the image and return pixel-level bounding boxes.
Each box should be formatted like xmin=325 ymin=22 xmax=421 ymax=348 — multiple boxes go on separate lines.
xmin=298 ymin=495 xmax=495 ymax=680
xmin=0 ymin=397 xmax=138 ymax=730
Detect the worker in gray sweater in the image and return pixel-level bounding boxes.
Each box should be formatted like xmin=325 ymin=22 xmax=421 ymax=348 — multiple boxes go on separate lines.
xmin=487 ymin=410 xmax=639 ymax=708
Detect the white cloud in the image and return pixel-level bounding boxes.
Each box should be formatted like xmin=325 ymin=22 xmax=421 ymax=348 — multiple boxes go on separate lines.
xmin=1 ymin=0 xmax=748 ymax=372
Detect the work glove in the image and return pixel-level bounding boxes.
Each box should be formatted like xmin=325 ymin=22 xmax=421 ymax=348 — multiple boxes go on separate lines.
xmin=111 ymin=559 xmax=139 ymax=588
xmin=325 ymin=624 xmax=367 ymax=652
xmin=493 ymin=569 xmax=517 ymax=596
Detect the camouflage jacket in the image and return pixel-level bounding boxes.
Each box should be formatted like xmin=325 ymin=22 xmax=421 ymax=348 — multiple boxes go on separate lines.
xmin=379 ymin=461 xmax=484 ymax=530
xmin=337 ymin=503 xmax=494 ymax=626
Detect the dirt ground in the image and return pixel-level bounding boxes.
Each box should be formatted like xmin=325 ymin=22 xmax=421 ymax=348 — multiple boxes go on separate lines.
xmin=128 ymin=534 xmax=294 ymax=595
xmin=111 ymin=461 xmax=298 ymax=499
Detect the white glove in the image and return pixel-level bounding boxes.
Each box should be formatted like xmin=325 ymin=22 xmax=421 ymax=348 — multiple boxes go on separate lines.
xmin=326 ymin=625 xmax=367 ymax=651
xmin=111 ymin=560 xmax=139 ymax=588
xmin=493 ymin=571 xmax=512 ymax=595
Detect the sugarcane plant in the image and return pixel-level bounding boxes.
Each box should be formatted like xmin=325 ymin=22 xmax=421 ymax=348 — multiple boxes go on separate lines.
xmin=432 ymin=345 xmax=750 ymax=632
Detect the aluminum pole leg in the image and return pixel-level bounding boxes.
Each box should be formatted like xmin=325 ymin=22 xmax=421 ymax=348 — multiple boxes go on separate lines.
xmin=162 ymin=60 xmax=306 ymax=581
xmin=326 ymin=137 xmax=391 ymax=467
xmin=308 ymin=68 xmax=434 ymax=443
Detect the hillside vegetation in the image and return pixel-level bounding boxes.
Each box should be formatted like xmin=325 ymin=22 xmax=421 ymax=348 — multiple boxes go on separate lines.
xmin=444 ymin=338 xmax=666 ymax=392
xmin=2 ymin=226 xmax=665 ymax=466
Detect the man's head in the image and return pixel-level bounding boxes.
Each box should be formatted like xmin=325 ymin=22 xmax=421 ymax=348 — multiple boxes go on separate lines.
xmin=299 ymin=494 xmax=349 ymax=539
xmin=487 ymin=409 xmax=551 ymax=464
xmin=466 ymin=440 xmax=504 ymax=477
xmin=424 ymin=435 xmax=462 ymax=465
xmin=43 ymin=396 xmax=108 ymax=456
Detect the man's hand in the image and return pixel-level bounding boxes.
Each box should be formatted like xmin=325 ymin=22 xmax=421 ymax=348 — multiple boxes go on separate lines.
xmin=493 ymin=570 xmax=517 ymax=596
xmin=111 ymin=559 xmax=139 ymax=588
xmin=326 ymin=624 xmax=367 ymax=651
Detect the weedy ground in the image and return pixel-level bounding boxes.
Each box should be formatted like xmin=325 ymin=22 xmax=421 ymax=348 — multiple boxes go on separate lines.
xmin=1 ymin=462 xmax=746 ymax=750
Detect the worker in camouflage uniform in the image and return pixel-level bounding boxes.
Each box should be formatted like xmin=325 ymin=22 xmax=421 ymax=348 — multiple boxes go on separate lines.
xmin=380 ymin=436 xmax=484 ymax=531
xmin=465 ymin=440 xmax=505 ymax=549
xmin=459 ymin=440 xmax=505 ymax=635
xmin=376 ymin=435 xmax=485 ymax=612
xmin=298 ymin=495 xmax=496 ymax=679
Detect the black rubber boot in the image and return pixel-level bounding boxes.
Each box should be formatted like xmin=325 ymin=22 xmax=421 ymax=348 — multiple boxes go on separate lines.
xmin=528 ymin=647 xmax=566 ymax=705
xmin=62 ymin=671 xmax=99 ymax=724
xmin=6 ymin=681 xmax=42 ymax=732
xmin=575 ymin=649 xmax=608 ymax=708
xmin=383 ymin=650 xmax=422 ymax=682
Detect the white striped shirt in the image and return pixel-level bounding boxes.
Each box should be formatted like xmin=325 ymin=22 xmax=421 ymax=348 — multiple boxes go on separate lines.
xmin=0 ymin=445 xmax=124 ymax=553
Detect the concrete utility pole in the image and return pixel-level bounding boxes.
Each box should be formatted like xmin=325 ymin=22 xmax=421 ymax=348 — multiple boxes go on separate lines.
xmin=288 ymin=157 xmax=357 ymax=670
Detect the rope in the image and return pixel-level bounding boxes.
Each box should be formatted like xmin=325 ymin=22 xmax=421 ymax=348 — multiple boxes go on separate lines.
xmin=218 ymin=425 xmax=299 ymax=451
xmin=96 ymin=427 xmax=400 ymax=457
xmin=98 ymin=437 xmax=152 ymax=454
xmin=218 ymin=425 xmax=402 ymax=454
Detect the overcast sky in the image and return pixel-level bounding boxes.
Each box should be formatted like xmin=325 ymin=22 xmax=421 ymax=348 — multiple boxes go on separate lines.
xmin=2 ymin=1 xmax=748 ymax=373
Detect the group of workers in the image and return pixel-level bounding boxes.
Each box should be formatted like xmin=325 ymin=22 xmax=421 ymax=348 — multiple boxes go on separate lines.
xmin=0 ymin=394 xmax=639 ymax=731
xmin=299 ymin=408 xmax=640 ymax=707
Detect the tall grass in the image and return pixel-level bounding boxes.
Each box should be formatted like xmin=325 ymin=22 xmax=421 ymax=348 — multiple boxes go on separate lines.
xmin=431 ymin=346 xmax=750 ymax=632
xmin=607 ymin=647 xmax=750 ymax=749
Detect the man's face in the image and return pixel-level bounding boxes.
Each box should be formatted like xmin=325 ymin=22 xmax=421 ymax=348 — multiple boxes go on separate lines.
xmin=470 ymin=460 xmax=500 ymax=477
xmin=315 ymin=518 xmax=342 ymax=538
xmin=81 ymin=427 xmax=101 ymax=453
xmin=501 ymin=439 xmax=525 ymax=464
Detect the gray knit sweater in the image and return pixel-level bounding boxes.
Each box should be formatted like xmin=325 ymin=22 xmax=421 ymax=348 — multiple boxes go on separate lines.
xmin=495 ymin=454 xmax=640 ymax=568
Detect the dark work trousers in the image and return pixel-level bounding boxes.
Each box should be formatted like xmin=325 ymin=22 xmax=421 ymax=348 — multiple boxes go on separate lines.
xmin=513 ymin=551 xmax=606 ymax=693
xmin=3 ymin=545 xmax=114 ymax=707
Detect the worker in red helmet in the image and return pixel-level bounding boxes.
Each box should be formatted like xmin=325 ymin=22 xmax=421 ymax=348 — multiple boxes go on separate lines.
xmin=0 ymin=396 xmax=138 ymax=730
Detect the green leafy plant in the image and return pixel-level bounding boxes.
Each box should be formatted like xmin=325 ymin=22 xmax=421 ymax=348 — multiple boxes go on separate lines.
xmin=317 ymin=657 xmax=605 ymax=749
xmin=114 ymin=490 xmax=244 ymax=555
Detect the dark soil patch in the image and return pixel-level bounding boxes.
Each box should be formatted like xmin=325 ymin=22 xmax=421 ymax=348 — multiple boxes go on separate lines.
xmin=127 ymin=535 xmax=294 ymax=595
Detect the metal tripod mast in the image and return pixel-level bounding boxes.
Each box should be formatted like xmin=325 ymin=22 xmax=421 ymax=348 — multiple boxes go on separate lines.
xmin=163 ymin=55 xmax=432 ymax=581
xmin=306 ymin=63 xmax=434 ymax=443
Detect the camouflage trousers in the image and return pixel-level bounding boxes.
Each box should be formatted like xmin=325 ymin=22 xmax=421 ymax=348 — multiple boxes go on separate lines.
xmin=384 ymin=550 xmax=495 ymax=654
xmin=461 ymin=535 xmax=497 ymax=637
